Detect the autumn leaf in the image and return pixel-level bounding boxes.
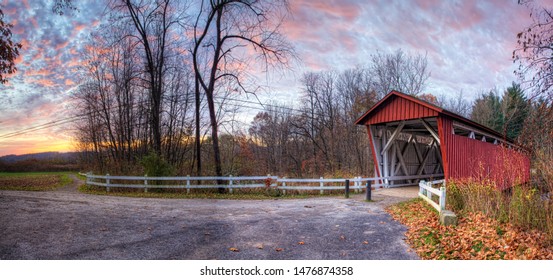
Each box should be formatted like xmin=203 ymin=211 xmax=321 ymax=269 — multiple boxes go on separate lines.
xmin=229 ymin=247 xmax=239 ymax=252
xmin=363 ymin=241 xmax=369 ymax=244
xmin=339 ymin=235 xmax=346 ymax=240
xmin=386 ymin=199 xmax=553 ymax=260
xmin=276 ymin=248 xmax=283 ymax=252
xmin=298 ymin=241 xmax=305 ymax=245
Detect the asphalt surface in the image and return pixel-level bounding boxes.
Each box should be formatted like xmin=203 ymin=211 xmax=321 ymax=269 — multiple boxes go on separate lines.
xmin=0 ymin=180 xmax=419 ymax=260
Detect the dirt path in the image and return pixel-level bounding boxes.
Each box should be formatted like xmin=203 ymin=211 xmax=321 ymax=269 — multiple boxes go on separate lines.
xmin=0 ymin=187 xmax=418 ymax=260
xmin=55 ymin=174 xmax=83 ymax=193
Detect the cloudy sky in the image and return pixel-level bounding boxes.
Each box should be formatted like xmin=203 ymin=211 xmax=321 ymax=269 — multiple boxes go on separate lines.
xmin=0 ymin=0 xmax=536 ymax=156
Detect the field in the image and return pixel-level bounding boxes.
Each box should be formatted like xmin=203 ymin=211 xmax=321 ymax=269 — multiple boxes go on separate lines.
xmin=0 ymin=172 xmax=72 ymax=191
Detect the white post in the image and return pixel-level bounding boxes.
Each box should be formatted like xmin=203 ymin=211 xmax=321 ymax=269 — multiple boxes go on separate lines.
xmin=106 ymin=173 xmax=110 ymax=192
xmin=439 ymin=184 xmax=446 ymax=211
xmin=229 ymin=175 xmax=233 ymax=194
xmin=144 ymin=174 xmax=148 ymax=193
xmin=186 ymin=175 xmax=190 ymax=194
xmin=320 ymin=176 xmax=324 ymax=195
xmin=419 ymin=180 xmax=425 ymax=197
xmin=282 ymin=177 xmax=286 ymax=195
xmin=426 ymin=181 xmax=432 ymax=200
xmin=86 ymin=172 xmax=91 ymax=186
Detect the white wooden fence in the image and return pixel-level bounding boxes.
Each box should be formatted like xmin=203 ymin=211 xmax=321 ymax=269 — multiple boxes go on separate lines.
xmin=82 ymin=173 xmax=443 ymax=194
xmin=418 ymin=179 xmax=446 ymax=212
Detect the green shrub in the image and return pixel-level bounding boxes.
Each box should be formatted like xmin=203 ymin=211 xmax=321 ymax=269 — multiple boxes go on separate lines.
xmin=140 ymin=152 xmax=174 ymax=178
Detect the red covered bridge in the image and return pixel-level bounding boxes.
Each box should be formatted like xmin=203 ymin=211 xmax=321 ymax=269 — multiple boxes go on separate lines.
xmin=355 ymin=90 xmax=530 ymax=189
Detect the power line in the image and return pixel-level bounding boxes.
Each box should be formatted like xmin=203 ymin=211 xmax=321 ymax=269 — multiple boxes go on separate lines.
xmin=0 ymin=94 xmax=340 ymax=140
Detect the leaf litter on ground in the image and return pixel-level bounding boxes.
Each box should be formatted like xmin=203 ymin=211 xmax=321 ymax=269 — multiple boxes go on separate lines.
xmin=386 ymin=199 xmax=553 ymax=260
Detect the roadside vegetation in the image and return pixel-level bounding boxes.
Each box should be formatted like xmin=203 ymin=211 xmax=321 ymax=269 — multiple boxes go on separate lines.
xmin=0 ymin=172 xmax=72 ymax=191
xmin=388 ymin=174 xmax=553 ymax=260
xmin=78 ymin=184 xmax=344 ymax=200
xmin=447 ymin=179 xmax=553 ymax=240
xmin=387 ymin=198 xmax=553 ymax=260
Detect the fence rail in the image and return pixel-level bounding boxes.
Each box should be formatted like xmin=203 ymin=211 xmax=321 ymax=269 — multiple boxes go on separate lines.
xmin=81 ymin=172 xmax=443 ymax=194
xmin=418 ymin=179 xmax=446 ymax=212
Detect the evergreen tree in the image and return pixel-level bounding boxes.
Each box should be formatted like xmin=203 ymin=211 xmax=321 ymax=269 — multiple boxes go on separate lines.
xmin=502 ymin=82 xmax=528 ymax=140
xmin=471 ymin=90 xmax=503 ymax=132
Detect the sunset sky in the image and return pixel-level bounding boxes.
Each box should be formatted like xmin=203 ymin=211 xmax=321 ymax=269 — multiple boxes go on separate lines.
xmin=0 ymin=0 xmax=537 ymax=156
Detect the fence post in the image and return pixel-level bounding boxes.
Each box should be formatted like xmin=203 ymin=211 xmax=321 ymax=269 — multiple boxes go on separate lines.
xmin=86 ymin=172 xmax=91 ymax=186
xmin=419 ymin=180 xmax=425 ymax=196
xmin=426 ymin=181 xmax=432 ymax=200
xmin=106 ymin=173 xmax=110 ymax=192
xmin=365 ymin=181 xmax=372 ymax=201
xmin=439 ymin=184 xmax=446 ymax=211
xmin=356 ymin=177 xmax=360 ymax=193
xmin=229 ymin=175 xmax=233 ymax=194
xmin=345 ymin=179 xmax=350 ymax=198
xmin=320 ymin=176 xmax=324 ymax=195
xmin=186 ymin=175 xmax=190 ymax=194
xmin=144 ymin=174 xmax=148 ymax=193
xmin=282 ymin=177 xmax=286 ymax=195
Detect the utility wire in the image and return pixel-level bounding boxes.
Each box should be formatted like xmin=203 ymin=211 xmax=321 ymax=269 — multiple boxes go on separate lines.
xmin=0 ymin=94 xmax=344 ymax=140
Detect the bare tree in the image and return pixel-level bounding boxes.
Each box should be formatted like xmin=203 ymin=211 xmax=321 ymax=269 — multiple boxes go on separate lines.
xmin=369 ymin=49 xmax=430 ymax=97
xmin=115 ymin=0 xmax=185 ymax=157
xmin=437 ymin=90 xmax=472 ymax=118
xmin=191 ymin=0 xmax=294 ymax=181
xmin=514 ymin=0 xmax=553 ymax=99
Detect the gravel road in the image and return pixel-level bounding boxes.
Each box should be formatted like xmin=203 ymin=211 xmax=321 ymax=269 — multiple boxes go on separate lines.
xmin=0 ymin=179 xmax=418 ymax=260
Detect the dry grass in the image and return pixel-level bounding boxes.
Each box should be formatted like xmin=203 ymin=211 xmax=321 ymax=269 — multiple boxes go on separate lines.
xmin=0 ymin=172 xmax=71 ymax=191
xmin=78 ymin=184 xmax=344 ymax=199
xmin=387 ymin=199 xmax=553 ymax=259
xmin=447 ymin=179 xmax=553 ymax=242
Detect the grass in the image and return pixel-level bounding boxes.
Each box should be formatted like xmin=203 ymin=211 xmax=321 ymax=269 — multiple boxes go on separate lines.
xmin=447 ymin=179 xmax=553 ymax=242
xmin=387 ymin=198 xmax=553 ymax=260
xmin=78 ymin=184 xmax=344 ymax=200
xmin=0 ymin=172 xmax=73 ymax=191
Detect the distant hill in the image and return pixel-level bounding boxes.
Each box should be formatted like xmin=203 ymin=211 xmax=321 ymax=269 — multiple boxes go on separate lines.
xmin=0 ymin=152 xmax=81 ymax=163
xmin=0 ymin=152 xmax=81 ymax=172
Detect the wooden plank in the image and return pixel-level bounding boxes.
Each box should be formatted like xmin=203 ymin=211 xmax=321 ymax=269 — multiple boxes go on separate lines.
xmin=419 ymin=193 xmax=440 ymax=212
xmin=416 ymin=139 xmax=434 ymax=175
xmin=381 ymin=121 xmax=406 ymax=154
xmin=394 ymin=144 xmax=409 ymax=176
xmin=420 ymin=118 xmax=440 ymax=144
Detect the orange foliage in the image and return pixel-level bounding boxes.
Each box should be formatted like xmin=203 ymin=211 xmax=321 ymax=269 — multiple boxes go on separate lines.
xmin=387 ymin=200 xmax=553 ymax=260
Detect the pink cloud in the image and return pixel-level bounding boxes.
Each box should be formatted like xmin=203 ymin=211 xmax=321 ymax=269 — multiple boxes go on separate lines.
xmin=34 ymin=78 xmax=56 ymax=87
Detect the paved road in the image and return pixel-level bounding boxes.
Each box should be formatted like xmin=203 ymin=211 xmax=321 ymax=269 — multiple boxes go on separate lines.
xmin=0 ymin=182 xmax=418 ymax=260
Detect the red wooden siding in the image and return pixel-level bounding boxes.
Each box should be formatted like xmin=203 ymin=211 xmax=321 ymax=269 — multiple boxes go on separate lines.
xmin=367 ymin=126 xmax=381 ymax=178
xmin=439 ymin=115 xmax=530 ymax=189
xmin=437 ymin=117 xmax=452 ymax=180
xmin=364 ymin=95 xmax=438 ymax=124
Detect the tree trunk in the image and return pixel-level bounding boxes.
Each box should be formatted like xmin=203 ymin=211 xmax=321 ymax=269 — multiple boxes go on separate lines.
xmin=205 ymin=89 xmax=224 ymax=192
xmin=194 ymin=74 xmax=202 ymax=176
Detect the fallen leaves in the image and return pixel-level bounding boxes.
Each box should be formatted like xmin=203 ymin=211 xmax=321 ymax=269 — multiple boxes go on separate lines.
xmin=363 ymin=241 xmax=369 ymax=245
xmin=229 ymin=247 xmax=239 ymax=252
xmin=298 ymin=241 xmax=305 ymax=245
xmin=275 ymin=248 xmax=283 ymax=252
xmin=387 ymin=199 xmax=553 ymax=260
